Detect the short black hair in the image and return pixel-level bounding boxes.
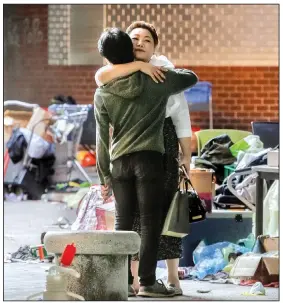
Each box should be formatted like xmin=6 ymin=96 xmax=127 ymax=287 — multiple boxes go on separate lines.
xmin=98 ymin=28 xmax=135 ymax=64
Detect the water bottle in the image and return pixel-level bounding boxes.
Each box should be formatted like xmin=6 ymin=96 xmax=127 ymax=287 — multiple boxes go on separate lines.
xmin=27 ymin=265 xmax=84 ymax=301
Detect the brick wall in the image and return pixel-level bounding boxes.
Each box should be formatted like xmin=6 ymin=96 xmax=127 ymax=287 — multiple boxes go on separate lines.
xmin=4 ymin=4 xmax=279 ymax=130
xmin=186 ymin=66 xmax=279 ymax=129
xmin=4 ymin=4 xmax=98 ymax=105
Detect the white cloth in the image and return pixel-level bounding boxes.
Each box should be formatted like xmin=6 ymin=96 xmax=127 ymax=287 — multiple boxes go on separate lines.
xmin=263 ymin=180 xmax=279 ymax=237
xmin=20 ymin=128 xmax=50 ymax=159
xmin=150 ymin=55 xmax=192 ymax=138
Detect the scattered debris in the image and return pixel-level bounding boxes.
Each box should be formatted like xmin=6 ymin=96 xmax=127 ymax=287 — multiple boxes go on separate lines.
xmin=197 ymin=289 xmax=211 ymax=294
xmin=242 ymin=282 xmax=266 ymax=296
xmin=10 ymin=245 xmax=38 ymax=262
xmin=4 ymin=244 xmax=54 ymax=264
xmin=53 ymin=217 xmax=71 ymax=229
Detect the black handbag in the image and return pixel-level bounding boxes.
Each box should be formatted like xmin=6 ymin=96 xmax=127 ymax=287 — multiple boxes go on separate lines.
xmin=180 ymin=166 xmax=207 ymax=223
xmin=161 ymin=167 xmax=207 ymax=238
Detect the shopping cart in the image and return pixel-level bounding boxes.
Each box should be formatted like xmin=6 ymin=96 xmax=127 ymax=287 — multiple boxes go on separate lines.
xmin=48 ymin=104 xmax=93 ymax=184
xmin=4 ymin=101 xmax=93 ymax=200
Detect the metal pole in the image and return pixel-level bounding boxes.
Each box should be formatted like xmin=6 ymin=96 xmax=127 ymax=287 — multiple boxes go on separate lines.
xmin=255 ymin=174 xmax=264 ymax=237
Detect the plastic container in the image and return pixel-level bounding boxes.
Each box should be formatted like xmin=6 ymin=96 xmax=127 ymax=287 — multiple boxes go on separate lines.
xmin=27 ymin=265 xmax=84 ymax=301
xmin=224 ymin=164 xmax=236 ymax=179
xmin=30 ymin=244 xmax=48 ymax=258
xmin=184 ymin=82 xmax=212 ymax=105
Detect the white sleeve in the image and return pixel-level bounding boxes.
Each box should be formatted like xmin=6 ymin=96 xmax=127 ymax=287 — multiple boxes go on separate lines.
xmin=169 ymin=92 xmax=192 ymax=138
xmin=151 ymin=55 xmax=192 ymax=138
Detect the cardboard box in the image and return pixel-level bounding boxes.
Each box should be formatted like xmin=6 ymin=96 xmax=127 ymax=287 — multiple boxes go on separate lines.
xmin=230 ymin=254 xmax=279 ymax=284
xmin=230 ymin=236 xmax=279 ymax=284
xmin=261 ymin=236 xmax=279 ymax=252
xmin=4 ymin=110 xmax=33 ymax=145
xmin=189 ymin=168 xmax=215 ymax=212
xmin=267 ymin=150 xmax=279 ymax=167
xmin=26 ymin=107 xmax=52 ymax=139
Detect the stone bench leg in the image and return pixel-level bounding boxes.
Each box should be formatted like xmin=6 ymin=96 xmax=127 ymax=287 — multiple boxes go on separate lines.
xmin=44 ymin=231 xmax=140 ymax=301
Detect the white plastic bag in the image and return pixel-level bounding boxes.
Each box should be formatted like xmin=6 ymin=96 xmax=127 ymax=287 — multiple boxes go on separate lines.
xmin=263 ymin=180 xmax=279 ymax=237
xmin=71 ymin=185 xmax=102 ymax=231
xmin=230 ymin=135 xmax=264 ymax=158
xmin=20 ymin=127 xmax=50 ymax=159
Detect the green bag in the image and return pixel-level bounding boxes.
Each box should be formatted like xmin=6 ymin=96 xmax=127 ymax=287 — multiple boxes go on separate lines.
xmin=229 ymin=135 xmax=264 ymax=157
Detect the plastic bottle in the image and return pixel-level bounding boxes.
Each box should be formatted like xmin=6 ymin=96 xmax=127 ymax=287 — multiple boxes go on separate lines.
xmin=27 ymin=265 xmax=84 ymax=301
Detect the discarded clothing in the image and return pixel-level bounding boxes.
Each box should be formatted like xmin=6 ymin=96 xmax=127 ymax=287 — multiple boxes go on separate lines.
xmin=195 ymin=134 xmax=236 ymax=183
xmin=213 ymin=149 xmax=270 ymax=209
xmin=200 ymin=134 xmax=235 ymax=165
xmin=9 ymin=245 xmax=38 ymax=262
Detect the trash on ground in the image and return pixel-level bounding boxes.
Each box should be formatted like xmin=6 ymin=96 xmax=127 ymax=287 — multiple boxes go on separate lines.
xmin=230 ymin=237 xmax=279 ymax=285
xmin=178 ymin=267 xmax=194 ymax=279
xmin=5 ymin=244 xmax=54 ymax=264
xmin=190 ymin=240 xmax=250 ymax=280
xmin=197 ymin=289 xmax=211 ymax=293
xmin=242 ymin=282 xmax=266 ymax=296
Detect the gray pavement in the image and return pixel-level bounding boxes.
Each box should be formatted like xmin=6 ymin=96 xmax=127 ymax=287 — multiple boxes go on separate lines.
xmin=4 ymin=201 xmax=279 ymax=301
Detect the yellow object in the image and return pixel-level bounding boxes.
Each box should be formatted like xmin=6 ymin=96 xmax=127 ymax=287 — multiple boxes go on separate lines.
xmin=223 ymin=263 xmax=233 ymax=273
xmin=76 ymin=151 xmax=89 ymax=162
xmin=69 ymin=181 xmax=80 ymax=188
xmin=194 ymin=129 xmax=252 ymax=156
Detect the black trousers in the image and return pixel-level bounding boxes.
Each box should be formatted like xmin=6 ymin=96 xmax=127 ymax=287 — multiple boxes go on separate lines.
xmin=111 ymin=151 xmax=165 ymax=286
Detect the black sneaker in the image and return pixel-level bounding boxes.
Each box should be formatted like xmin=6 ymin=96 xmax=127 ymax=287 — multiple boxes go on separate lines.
xmin=137 ymin=279 xmax=175 ymax=298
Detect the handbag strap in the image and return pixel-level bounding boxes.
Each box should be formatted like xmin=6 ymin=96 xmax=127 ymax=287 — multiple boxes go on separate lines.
xmin=179 ymin=165 xmax=199 ymax=196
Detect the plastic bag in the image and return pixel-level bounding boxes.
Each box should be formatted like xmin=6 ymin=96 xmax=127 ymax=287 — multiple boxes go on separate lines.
xmin=263 ymin=180 xmax=279 ymax=237
xmin=71 ymin=185 xmax=103 ymax=231
xmin=237 ymin=233 xmax=255 ymax=250
xmin=191 ymin=241 xmax=251 ymax=280
xmin=191 ymin=248 xmax=227 ymax=280
xmin=230 ymin=135 xmax=263 ymax=158
xmin=20 ymin=128 xmax=50 ymax=159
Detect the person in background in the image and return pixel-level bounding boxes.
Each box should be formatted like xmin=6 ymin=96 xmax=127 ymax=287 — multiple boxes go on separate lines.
xmin=95 ymin=27 xmax=198 ymax=297
xmin=95 ymin=21 xmax=193 ymax=295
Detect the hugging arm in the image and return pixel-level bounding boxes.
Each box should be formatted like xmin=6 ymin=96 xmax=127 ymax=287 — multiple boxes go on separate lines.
xmin=95 ymin=62 xmax=167 ymax=86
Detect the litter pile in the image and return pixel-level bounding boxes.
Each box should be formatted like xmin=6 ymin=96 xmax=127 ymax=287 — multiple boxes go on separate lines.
xmin=157 ymin=235 xmax=279 ymax=292
xmin=5 ymin=245 xmax=39 ymax=263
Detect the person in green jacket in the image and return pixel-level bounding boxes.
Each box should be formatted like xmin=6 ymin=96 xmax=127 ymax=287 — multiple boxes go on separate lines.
xmin=94 ymin=28 xmax=198 ymax=298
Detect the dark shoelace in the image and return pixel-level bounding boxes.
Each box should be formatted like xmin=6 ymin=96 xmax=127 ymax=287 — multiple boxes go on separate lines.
xmin=156 ymin=279 xmax=171 ymax=293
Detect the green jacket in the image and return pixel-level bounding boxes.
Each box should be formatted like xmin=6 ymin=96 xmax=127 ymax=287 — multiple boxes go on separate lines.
xmin=94 ymin=69 xmax=198 ymax=185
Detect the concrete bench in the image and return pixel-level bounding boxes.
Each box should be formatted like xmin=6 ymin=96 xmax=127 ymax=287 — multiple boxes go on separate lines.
xmin=44 ymin=230 xmax=140 ymax=301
